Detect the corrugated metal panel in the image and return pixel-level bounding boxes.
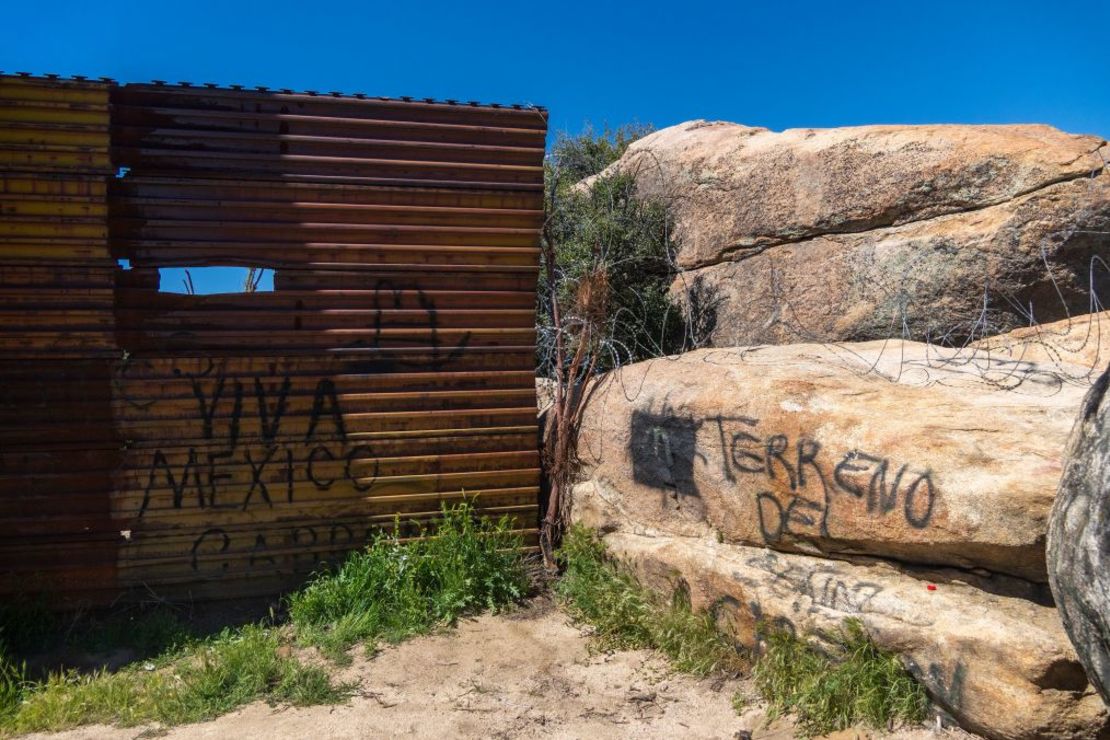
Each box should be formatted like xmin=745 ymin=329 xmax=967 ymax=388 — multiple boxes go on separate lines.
xmin=0 ymin=75 xmax=112 ymax=174
xmin=0 ymin=75 xmax=114 ymax=351
xmin=106 ymin=84 xmax=546 ymax=598
xmin=0 ymin=76 xmax=546 ymax=604
xmin=109 ymin=85 xmax=546 ymax=188
xmin=0 ymin=75 xmax=120 ymax=603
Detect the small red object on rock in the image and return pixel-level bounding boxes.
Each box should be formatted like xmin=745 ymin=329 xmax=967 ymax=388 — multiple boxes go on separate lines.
xmin=927 ymin=584 xmax=937 ymax=591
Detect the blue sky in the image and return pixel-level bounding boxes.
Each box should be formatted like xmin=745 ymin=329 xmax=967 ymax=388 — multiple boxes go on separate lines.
xmin=7 ymin=0 xmax=1109 ymax=138
xmin=7 ymin=0 xmax=1108 ymax=292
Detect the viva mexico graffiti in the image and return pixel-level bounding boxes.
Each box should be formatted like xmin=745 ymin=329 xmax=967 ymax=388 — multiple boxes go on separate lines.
xmin=134 ymin=370 xmax=360 ymax=517
xmin=628 ymin=406 xmax=938 ymax=544
xmin=116 ymin=361 xmax=390 ymax=580
xmin=113 ymin=287 xmax=478 ymax=581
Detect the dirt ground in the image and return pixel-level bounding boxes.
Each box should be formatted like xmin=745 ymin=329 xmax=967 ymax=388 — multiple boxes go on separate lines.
xmin=28 ymin=598 xmax=975 ymax=740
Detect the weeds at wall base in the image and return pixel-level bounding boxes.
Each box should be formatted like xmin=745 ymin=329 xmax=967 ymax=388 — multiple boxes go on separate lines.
xmin=753 ymin=620 xmax=929 ymax=736
xmin=555 ymin=526 xmax=745 ymax=677
xmin=0 ymin=623 xmax=348 ymax=735
xmin=287 ymin=503 xmax=529 ymax=663
xmin=556 ymin=525 xmax=930 ymax=736
xmin=0 ymin=502 xmax=528 ymax=735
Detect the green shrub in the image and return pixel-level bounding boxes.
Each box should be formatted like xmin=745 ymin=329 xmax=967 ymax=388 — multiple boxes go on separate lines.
xmin=288 ymin=502 xmax=528 ymax=661
xmin=539 ymin=126 xmax=707 ymax=374
xmin=754 ymin=620 xmax=929 ymax=735
xmin=556 ymin=526 xmax=743 ymax=677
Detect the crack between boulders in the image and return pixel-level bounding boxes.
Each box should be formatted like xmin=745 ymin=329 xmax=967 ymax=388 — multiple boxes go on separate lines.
xmin=608 ymin=526 xmax=1051 ymax=602
xmin=679 ymin=154 xmax=1108 ymax=273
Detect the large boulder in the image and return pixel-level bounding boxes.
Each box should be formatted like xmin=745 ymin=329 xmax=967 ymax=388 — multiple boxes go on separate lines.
xmin=574 ymin=340 xmax=1094 ymax=582
xmin=595 ymin=530 xmax=1110 ymax=740
xmin=597 ymin=121 xmax=1109 ymax=345
xmin=1049 ymin=365 xmax=1110 ymax=704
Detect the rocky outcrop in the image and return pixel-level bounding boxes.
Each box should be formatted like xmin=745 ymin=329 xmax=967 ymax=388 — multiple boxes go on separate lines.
xmin=575 ymin=342 xmax=1092 ymax=581
xmin=597 ymin=531 xmax=1109 ymax=740
xmin=597 ymin=121 xmax=1110 ymax=345
xmin=1049 ymin=365 xmax=1110 ymax=705
xmin=569 ymin=327 xmax=1110 ymax=738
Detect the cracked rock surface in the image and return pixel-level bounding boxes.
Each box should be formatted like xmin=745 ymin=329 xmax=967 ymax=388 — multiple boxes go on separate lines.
xmin=595 ymin=121 xmax=1110 ymax=345
xmin=570 ymin=318 xmax=1110 ymax=739
xmin=597 ymin=531 xmax=1108 ymax=740
xmin=575 ymin=328 xmax=1105 ymax=582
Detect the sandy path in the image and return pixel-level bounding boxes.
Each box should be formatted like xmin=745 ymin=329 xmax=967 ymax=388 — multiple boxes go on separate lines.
xmin=27 ymin=598 xmax=970 ymax=740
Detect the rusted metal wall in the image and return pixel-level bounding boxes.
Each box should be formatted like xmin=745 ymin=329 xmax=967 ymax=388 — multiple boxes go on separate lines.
xmin=0 ymin=74 xmax=120 ymax=601
xmin=0 ymin=75 xmax=547 ymax=603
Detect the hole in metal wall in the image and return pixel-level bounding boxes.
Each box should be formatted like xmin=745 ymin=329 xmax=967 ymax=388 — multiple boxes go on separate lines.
xmin=158 ymin=266 xmax=274 ymax=295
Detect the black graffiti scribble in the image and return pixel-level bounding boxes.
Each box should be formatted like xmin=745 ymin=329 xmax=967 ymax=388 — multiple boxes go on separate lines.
xmin=254 ymin=375 xmax=291 ymax=443
xmin=249 ymin=533 xmax=276 ymax=569
xmin=139 ymin=448 xmax=201 ymax=515
xmin=242 ymin=445 xmax=278 ymax=510
xmin=630 ymin=409 xmax=703 ymax=497
xmin=625 ymin=408 xmax=939 ymax=535
xmin=903 ymin=657 xmax=967 ymax=712
xmin=190 ymin=527 xmax=230 ymax=574
xmin=341 ymin=281 xmax=473 ymax=371
xmin=136 ymin=371 xmax=372 ymax=516
xmin=743 ymin=551 xmax=886 ymax=617
xmin=190 ymin=372 xmax=242 ymax=447
xmin=187 ymin=521 xmax=367 ymax=577
xmin=834 ymin=451 xmax=935 ymax=529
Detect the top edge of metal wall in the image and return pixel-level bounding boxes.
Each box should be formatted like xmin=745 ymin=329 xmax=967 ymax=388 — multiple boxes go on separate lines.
xmin=0 ymin=72 xmax=113 ymax=87
xmin=0 ymin=72 xmax=548 ymax=114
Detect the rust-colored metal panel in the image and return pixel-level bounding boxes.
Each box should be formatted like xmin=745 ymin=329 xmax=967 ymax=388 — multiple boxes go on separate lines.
xmin=0 ymin=76 xmax=547 ymax=604
xmin=109 ymin=85 xmax=546 ymax=188
xmin=107 ymin=83 xmax=544 ymax=599
xmin=0 ymin=76 xmax=112 ymax=175
xmin=0 ymin=75 xmax=119 ymax=605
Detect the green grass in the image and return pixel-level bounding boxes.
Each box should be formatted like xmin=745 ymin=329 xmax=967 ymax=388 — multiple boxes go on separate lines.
xmin=0 ymin=649 xmax=26 ymax=723
xmin=753 ymin=620 xmax=929 ymax=736
xmin=555 ymin=526 xmax=744 ymax=677
xmin=557 ymin=526 xmax=928 ymax=735
xmin=0 ymin=503 xmax=529 ymax=734
xmin=288 ymin=502 xmax=529 ymax=662
xmin=1 ymin=623 xmax=345 ymax=735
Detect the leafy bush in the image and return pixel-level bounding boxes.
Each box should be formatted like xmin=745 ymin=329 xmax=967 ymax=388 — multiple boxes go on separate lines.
xmin=288 ymin=502 xmax=528 ymax=661
xmin=556 ymin=526 xmax=743 ymax=677
xmin=539 ymin=125 xmax=701 ymax=375
xmin=754 ymin=619 xmax=929 ymax=735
